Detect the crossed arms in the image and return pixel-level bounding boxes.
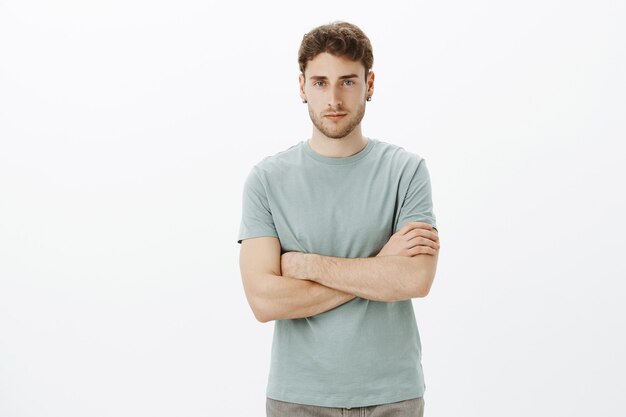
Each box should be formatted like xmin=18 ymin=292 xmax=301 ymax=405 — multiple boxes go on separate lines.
xmin=238 ymin=222 xmax=440 ymax=323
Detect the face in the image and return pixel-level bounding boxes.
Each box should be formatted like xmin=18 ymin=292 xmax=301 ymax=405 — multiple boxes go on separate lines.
xmin=299 ymin=52 xmax=374 ymax=139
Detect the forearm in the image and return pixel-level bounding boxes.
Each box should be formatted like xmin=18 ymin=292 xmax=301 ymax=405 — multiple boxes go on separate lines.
xmin=253 ymin=273 xmax=356 ymax=322
xmin=293 ymin=253 xmax=437 ymax=302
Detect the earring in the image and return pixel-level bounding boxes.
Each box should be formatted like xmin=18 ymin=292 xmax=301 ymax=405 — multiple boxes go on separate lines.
xmin=302 ymin=99 xmax=308 ymax=103
xmin=366 ymin=96 xmax=372 ymax=102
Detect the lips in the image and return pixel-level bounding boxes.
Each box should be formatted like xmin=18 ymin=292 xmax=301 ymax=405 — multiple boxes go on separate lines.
xmin=324 ymin=113 xmax=347 ymax=120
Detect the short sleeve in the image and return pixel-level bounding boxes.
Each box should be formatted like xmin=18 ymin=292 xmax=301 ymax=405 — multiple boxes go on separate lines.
xmin=393 ymin=158 xmax=437 ymax=233
xmin=237 ymin=166 xmax=279 ymax=244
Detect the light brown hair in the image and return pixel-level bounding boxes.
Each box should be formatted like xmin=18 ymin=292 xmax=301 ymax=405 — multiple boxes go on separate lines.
xmin=298 ymin=21 xmax=374 ymax=77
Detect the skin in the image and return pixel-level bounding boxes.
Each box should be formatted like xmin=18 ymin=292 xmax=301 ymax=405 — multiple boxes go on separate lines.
xmin=239 ymin=52 xmax=440 ymax=322
xmin=299 ymin=52 xmax=374 ymax=158
xmin=281 ymin=222 xmax=439 ymax=302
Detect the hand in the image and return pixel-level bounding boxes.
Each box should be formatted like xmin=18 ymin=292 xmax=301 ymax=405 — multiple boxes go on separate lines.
xmin=377 ymin=222 xmax=440 ymax=257
xmin=281 ymin=251 xmax=315 ymax=280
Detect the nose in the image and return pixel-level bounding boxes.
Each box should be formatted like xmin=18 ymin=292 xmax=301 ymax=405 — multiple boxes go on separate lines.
xmin=328 ymin=86 xmax=342 ymax=109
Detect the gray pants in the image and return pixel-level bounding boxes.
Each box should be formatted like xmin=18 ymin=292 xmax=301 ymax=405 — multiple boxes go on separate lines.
xmin=267 ymin=397 xmax=424 ymax=417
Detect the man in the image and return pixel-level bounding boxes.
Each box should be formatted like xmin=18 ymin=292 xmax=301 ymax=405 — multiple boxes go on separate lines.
xmin=238 ymin=21 xmax=440 ymax=417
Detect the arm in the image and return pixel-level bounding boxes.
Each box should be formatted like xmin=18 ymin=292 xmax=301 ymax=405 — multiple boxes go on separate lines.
xmin=282 ymin=222 xmax=440 ymax=302
xmin=239 ymin=236 xmax=356 ymax=323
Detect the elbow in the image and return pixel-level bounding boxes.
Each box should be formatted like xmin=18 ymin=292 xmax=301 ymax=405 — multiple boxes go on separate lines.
xmin=416 ymin=249 xmax=439 ymax=298
xmin=250 ymin=299 xmax=273 ymax=323
xmin=254 ymin=312 xmax=271 ymax=323
xmin=402 ymin=253 xmax=438 ymax=299
xmin=413 ymin=283 xmax=431 ymax=298
xmin=242 ymin=273 xmax=276 ymax=323
xmin=244 ymin=289 xmax=274 ymax=323
xmin=252 ymin=307 xmax=270 ymax=323
xmin=412 ymin=271 xmax=436 ymax=298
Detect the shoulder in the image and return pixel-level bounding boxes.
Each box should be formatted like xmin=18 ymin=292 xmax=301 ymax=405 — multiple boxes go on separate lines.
xmin=371 ymin=138 xmax=425 ymax=170
xmin=252 ymin=141 xmax=304 ymax=178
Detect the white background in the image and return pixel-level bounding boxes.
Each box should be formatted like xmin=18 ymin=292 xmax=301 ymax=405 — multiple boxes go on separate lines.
xmin=1 ymin=1 xmax=625 ymax=416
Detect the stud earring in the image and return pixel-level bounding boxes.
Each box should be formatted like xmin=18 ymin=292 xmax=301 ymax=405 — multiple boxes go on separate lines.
xmin=302 ymin=99 xmax=308 ymax=103
xmin=366 ymin=96 xmax=372 ymax=102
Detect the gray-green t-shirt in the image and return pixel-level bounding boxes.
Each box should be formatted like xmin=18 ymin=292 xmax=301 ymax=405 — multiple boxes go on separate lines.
xmin=238 ymin=138 xmax=437 ymax=408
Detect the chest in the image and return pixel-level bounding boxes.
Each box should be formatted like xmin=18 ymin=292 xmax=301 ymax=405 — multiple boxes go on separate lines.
xmin=268 ymin=168 xmax=402 ymax=257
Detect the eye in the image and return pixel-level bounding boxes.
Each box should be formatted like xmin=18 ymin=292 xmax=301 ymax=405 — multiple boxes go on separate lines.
xmin=313 ymin=80 xmax=326 ymax=87
xmin=343 ymin=79 xmax=355 ymax=86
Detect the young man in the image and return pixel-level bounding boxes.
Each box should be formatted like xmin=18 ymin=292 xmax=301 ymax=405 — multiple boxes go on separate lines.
xmin=238 ymin=21 xmax=440 ymax=417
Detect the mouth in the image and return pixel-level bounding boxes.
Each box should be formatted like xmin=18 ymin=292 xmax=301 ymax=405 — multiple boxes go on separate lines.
xmin=324 ymin=113 xmax=347 ymax=120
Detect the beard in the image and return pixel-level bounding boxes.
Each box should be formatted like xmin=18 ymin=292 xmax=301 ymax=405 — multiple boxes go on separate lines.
xmin=308 ymin=100 xmax=366 ymax=139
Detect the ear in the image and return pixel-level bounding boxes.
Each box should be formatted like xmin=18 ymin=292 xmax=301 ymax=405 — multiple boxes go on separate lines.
xmin=366 ymin=70 xmax=375 ymax=99
xmin=299 ymin=73 xmax=307 ymax=102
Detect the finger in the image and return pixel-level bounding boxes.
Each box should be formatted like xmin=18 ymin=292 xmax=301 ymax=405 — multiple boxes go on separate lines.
xmin=407 ymin=236 xmax=440 ymax=250
xmin=399 ymin=221 xmax=434 ymax=235
xmin=422 ymin=229 xmax=440 ymax=243
xmin=408 ymin=246 xmax=436 ymax=256
xmin=406 ymin=229 xmax=439 ymax=244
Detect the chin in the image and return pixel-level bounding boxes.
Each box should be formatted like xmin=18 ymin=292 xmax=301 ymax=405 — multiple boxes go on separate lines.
xmin=325 ymin=131 xmax=353 ymax=139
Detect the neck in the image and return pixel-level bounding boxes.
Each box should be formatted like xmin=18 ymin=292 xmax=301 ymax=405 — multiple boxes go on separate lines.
xmin=308 ymin=125 xmax=368 ymax=158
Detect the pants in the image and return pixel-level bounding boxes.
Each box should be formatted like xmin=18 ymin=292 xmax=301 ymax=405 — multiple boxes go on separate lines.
xmin=267 ymin=396 xmax=424 ymax=417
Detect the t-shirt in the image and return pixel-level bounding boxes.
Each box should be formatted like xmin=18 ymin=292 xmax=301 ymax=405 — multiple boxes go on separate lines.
xmin=237 ymin=137 xmax=437 ymax=408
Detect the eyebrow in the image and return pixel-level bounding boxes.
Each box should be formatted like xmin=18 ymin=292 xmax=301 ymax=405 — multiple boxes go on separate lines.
xmin=309 ymin=73 xmax=360 ymax=81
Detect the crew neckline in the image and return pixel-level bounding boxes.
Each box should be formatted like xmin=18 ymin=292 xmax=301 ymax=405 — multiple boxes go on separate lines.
xmin=303 ymin=138 xmax=377 ymax=165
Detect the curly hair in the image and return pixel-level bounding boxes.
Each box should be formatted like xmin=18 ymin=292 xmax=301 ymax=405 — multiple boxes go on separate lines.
xmin=298 ymin=21 xmax=374 ymax=77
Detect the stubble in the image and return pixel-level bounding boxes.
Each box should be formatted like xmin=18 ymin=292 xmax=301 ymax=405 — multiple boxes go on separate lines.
xmin=308 ymin=100 xmax=366 ymax=139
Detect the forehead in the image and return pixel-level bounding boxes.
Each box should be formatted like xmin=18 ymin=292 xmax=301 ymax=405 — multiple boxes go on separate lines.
xmin=304 ymin=52 xmax=365 ymax=78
